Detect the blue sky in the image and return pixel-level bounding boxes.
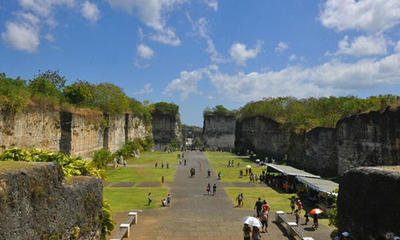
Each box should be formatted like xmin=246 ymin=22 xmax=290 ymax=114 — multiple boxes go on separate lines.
xmin=1 ymin=0 xmax=400 ymax=126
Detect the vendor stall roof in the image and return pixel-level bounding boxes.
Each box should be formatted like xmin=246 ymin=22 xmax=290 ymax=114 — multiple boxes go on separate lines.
xmin=266 ymin=163 xmax=320 ymax=178
xmin=296 ymin=176 xmax=339 ymax=195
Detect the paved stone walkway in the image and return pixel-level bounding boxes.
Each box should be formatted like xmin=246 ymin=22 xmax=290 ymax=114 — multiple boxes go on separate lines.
xmin=111 ymin=152 xmax=331 ymax=240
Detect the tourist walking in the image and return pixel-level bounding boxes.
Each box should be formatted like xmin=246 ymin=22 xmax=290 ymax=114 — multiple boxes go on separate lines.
xmin=155 ymin=162 xmax=158 ymax=168
xmin=212 ymin=183 xmax=216 ymax=195
xmin=236 ymin=193 xmax=243 ymax=207
xmin=243 ymin=224 xmax=251 ymax=240
xmin=167 ymin=193 xmax=171 ymax=206
xmin=206 ymin=183 xmax=211 ymax=195
xmin=147 ymin=193 xmax=152 ymax=206
xmin=290 ymin=197 xmax=296 ymax=214
xmin=260 ymin=209 xmax=269 ymax=233
xmin=304 ymin=211 xmax=309 ymax=225
xmin=254 ymin=197 xmax=263 ymax=217
xmin=184 ymin=159 xmax=186 ymax=166
xmin=312 ymin=214 xmax=319 ymax=230
xmin=207 ymin=169 xmax=211 ymax=177
xmin=295 ymin=209 xmax=300 ymax=225
xmin=218 ymin=171 xmax=222 ymax=180
xmin=297 ymin=199 xmax=303 ymax=212
xmin=240 ymin=193 xmax=244 ymax=207
xmin=167 ymin=163 xmax=169 ymax=168
xmin=252 ymin=227 xmax=261 ymax=240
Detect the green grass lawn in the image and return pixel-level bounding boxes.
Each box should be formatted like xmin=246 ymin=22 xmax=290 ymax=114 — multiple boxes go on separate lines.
xmin=103 ymin=187 xmax=169 ymax=212
xmin=106 ymin=167 xmax=176 ymax=183
xmin=225 ymin=187 xmax=296 ymax=212
xmin=126 ymin=151 xmax=181 ymax=165
xmin=204 ymin=151 xmax=256 ymax=167
xmin=213 ymin=167 xmax=267 ymax=183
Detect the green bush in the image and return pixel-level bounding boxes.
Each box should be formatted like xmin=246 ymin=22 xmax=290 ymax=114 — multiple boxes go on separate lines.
xmin=151 ymin=102 xmax=179 ymax=116
xmin=0 ymin=73 xmax=30 ymax=113
xmin=101 ymin=200 xmax=115 ymax=240
xmin=92 ymin=149 xmax=113 ymax=169
xmin=0 ymin=148 xmax=105 ymax=179
xmin=203 ymin=105 xmax=236 ymax=117
xmin=92 ymin=83 xmax=130 ymax=114
xmin=63 ymin=80 xmax=95 ymax=106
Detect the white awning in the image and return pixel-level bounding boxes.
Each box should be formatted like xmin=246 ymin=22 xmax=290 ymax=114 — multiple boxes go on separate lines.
xmin=296 ymin=176 xmax=339 ymax=196
xmin=266 ymin=163 xmax=320 ymax=179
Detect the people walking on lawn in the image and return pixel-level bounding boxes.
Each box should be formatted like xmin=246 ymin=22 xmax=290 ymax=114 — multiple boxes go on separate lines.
xmin=254 ymin=197 xmax=263 ymax=217
xmin=212 ymin=183 xmax=216 ymax=195
xmin=166 ymin=163 xmax=169 ymax=168
xmin=297 ymin=199 xmax=303 ymax=211
xmin=206 ymin=183 xmax=211 ymax=195
xmin=147 ymin=192 xmax=152 ymax=206
xmin=155 ymin=162 xmax=158 ymax=168
xmin=252 ymin=226 xmax=261 ymax=240
xmin=236 ymin=193 xmax=243 ymax=207
xmin=304 ymin=210 xmax=309 ymax=225
xmin=240 ymin=193 xmax=244 ymax=207
xmin=218 ymin=171 xmax=222 ymax=180
xmin=243 ymin=224 xmax=251 ymax=240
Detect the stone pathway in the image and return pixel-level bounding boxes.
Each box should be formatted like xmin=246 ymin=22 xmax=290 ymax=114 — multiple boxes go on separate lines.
xmin=110 ymin=152 xmax=331 ymax=240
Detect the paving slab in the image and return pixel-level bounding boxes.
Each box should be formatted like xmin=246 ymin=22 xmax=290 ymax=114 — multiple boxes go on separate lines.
xmin=110 ymin=182 xmax=135 ymax=188
xmin=136 ymin=182 xmax=162 ymax=187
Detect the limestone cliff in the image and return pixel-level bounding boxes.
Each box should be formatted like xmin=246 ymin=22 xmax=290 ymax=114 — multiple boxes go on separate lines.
xmin=152 ymin=113 xmax=182 ymax=150
xmin=0 ymin=105 xmax=152 ymax=158
xmin=0 ymin=161 xmax=103 ymax=240
xmin=336 ymin=107 xmax=400 ymax=175
xmin=203 ymin=114 xmax=235 ymax=151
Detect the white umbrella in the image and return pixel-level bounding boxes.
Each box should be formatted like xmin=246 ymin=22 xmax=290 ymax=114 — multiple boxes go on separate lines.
xmin=242 ymin=216 xmax=262 ymax=227
xmin=255 ymin=159 xmax=260 ymax=162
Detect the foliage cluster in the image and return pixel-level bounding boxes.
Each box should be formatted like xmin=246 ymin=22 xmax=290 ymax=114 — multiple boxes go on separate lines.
xmin=203 ymin=105 xmax=236 ymax=117
xmin=92 ymin=149 xmax=114 ymax=169
xmin=0 ymin=148 xmax=105 ymax=179
xmin=238 ymin=96 xmax=400 ymax=132
xmin=0 ymin=72 xmax=155 ymax=118
xmin=117 ymin=137 xmax=154 ymax=158
xmin=151 ymin=102 xmax=179 ymax=116
xmin=101 ymin=200 xmax=115 ymax=240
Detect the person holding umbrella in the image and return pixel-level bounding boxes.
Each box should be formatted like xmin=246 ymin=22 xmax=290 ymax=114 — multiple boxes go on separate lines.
xmin=242 ymin=216 xmax=261 ymax=240
xmin=310 ymin=208 xmax=323 ymax=230
xmin=242 ymin=224 xmax=251 ymax=240
xmin=252 ymin=227 xmax=261 ymax=240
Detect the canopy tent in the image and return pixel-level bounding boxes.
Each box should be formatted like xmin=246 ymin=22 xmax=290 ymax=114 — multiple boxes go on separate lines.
xmin=266 ymin=163 xmax=320 ymax=179
xmin=296 ymin=176 xmax=339 ymax=196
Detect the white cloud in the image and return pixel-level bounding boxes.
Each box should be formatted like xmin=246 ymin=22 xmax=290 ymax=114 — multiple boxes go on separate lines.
xmin=289 ymin=54 xmax=297 ymax=61
xmin=81 ymin=1 xmax=100 ymax=23
xmin=108 ymin=0 xmax=185 ymax=46
xmin=133 ymin=83 xmax=153 ymax=95
xmin=165 ymin=52 xmax=400 ymax=101
xmin=18 ymin=0 xmax=75 ymax=17
xmin=187 ymin=16 xmax=225 ymax=62
xmin=204 ymin=0 xmax=218 ymax=11
xmin=275 ymin=41 xmax=288 ymax=53
xmin=335 ymin=35 xmax=388 ymax=56
xmin=229 ymin=41 xmax=262 ymax=65
xmin=137 ymin=43 xmax=155 ymax=59
xmin=1 ymin=20 xmax=39 ymax=53
xmin=320 ymin=0 xmax=400 ymax=33
xmin=45 ymin=33 xmax=54 ymax=42
xmin=394 ymin=41 xmax=400 ymax=53
xmin=163 ymin=66 xmax=217 ymax=100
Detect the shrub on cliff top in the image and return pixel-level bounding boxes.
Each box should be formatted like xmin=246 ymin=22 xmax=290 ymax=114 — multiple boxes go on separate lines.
xmin=151 ymin=102 xmax=179 ymax=116
xmin=203 ymin=105 xmax=236 ymax=117
xmin=0 ymin=73 xmax=30 ymax=113
xmin=92 ymin=83 xmax=130 ymax=114
xmin=63 ymin=80 xmax=96 ymax=107
xmin=0 ymin=148 xmax=105 ymax=179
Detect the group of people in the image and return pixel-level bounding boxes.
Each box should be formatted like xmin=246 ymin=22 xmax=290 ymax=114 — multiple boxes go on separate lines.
xmin=290 ymin=196 xmax=319 ymax=230
xmin=154 ymin=162 xmax=169 ymax=168
xmin=206 ymin=183 xmax=217 ymax=195
xmin=227 ymin=159 xmax=239 ymax=167
xmin=242 ymin=197 xmax=269 ymax=240
xmin=147 ymin=192 xmax=172 ymax=207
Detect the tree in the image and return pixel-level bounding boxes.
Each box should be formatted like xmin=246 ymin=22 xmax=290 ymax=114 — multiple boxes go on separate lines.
xmin=63 ymin=80 xmax=95 ymax=106
xmin=93 ymin=83 xmax=130 ymax=114
xmin=0 ymin=74 xmax=30 ymax=112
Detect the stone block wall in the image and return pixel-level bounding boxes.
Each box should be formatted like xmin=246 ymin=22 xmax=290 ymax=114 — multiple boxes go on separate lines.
xmin=203 ymin=114 xmax=236 ymax=151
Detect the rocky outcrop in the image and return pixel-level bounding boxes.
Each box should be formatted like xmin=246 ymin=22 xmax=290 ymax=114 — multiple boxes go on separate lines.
xmin=0 ymin=161 xmax=103 ymax=240
xmin=152 ymin=113 xmax=182 ymax=150
xmin=336 ymin=107 xmax=400 ymax=175
xmin=235 ymin=116 xmax=290 ymax=158
xmin=0 ymin=106 xmax=152 ymax=158
xmin=338 ymin=166 xmax=400 ymax=239
xmin=0 ymin=106 xmax=61 ymax=153
xmin=304 ymin=127 xmax=337 ymax=177
xmin=203 ymin=114 xmax=235 ymax=151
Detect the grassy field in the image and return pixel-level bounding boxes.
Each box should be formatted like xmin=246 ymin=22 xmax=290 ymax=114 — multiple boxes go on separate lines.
xmin=204 ymin=152 xmax=257 ymax=167
xmin=225 ymin=187 xmax=296 ymax=212
xmin=104 ymin=187 xmax=169 ymax=212
xmin=106 ymin=167 xmax=176 ymax=183
xmin=213 ymin=167 xmax=267 ymax=183
xmin=126 ymin=151 xmax=181 ymax=165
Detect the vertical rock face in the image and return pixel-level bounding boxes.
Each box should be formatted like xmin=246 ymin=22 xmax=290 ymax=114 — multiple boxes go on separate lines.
xmin=336 ymin=107 xmax=400 ymax=175
xmin=235 ymin=116 xmax=290 ymax=157
xmin=338 ymin=166 xmax=400 ymax=239
xmin=0 ymin=162 xmax=103 ymax=240
xmin=203 ymin=114 xmax=236 ymax=151
xmin=103 ymin=114 xmax=126 ymax=153
xmin=0 ymin=106 xmax=61 ymax=152
xmin=70 ymin=111 xmax=104 ymax=159
xmin=304 ymin=127 xmax=337 ymax=177
xmin=151 ymin=113 xmax=182 ymax=150
xmin=127 ymin=114 xmax=152 ymax=141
